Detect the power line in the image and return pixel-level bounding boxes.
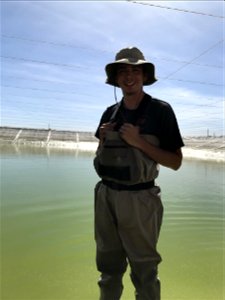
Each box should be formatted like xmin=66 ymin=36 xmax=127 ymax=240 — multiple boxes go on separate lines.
xmin=1 ymin=35 xmax=222 ymax=69
xmin=127 ymin=1 xmax=225 ymax=19
xmin=1 ymin=55 xmax=223 ymax=87
xmin=1 ymin=84 xmax=77 ymax=96
xmin=4 ymin=89 xmax=223 ymax=105
xmin=158 ymin=77 xmax=223 ymax=87
xmin=2 ymin=75 xmax=90 ymax=86
xmin=1 ymin=55 xmax=86 ymax=70
xmin=1 ymin=84 xmax=76 ymax=94
xmin=3 ymin=92 xmax=222 ymax=114
xmin=2 ymin=73 xmax=223 ymax=90
xmin=1 ymin=84 xmax=98 ymax=98
xmin=163 ymin=39 xmax=224 ymax=80
xmin=152 ymin=56 xmax=222 ymax=69
xmin=1 ymin=34 xmax=109 ymax=54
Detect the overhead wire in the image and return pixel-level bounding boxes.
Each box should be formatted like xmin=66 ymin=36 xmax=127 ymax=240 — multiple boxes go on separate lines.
xmin=1 ymin=55 xmax=223 ymax=87
xmin=162 ymin=39 xmax=224 ymax=80
xmin=127 ymin=1 xmax=225 ymax=19
xmin=1 ymin=34 xmax=223 ymax=69
xmin=1 ymin=55 xmax=87 ymax=70
xmin=4 ymin=89 xmax=223 ymax=104
xmin=1 ymin=34 xmax=109 ymax=54
xmin=158 ymin=77 xmax=223 ymax=87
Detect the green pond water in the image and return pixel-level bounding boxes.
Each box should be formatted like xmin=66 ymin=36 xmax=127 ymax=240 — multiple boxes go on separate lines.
xmin=1 ymin=145 xmax=224 ymax=300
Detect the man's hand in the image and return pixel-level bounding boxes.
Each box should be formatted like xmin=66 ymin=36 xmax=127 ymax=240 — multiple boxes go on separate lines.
xmin=99 ymin=122 xmax=116 ymax=143
xmin=119 ymin=123 xmax=141 ymax=147
xmin=120 ymin=123 xmax=182 ymax=170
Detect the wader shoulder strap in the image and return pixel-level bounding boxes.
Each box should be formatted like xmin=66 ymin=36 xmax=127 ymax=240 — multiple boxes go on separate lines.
xmin=110 ymin=101 xmax=122 ymax=123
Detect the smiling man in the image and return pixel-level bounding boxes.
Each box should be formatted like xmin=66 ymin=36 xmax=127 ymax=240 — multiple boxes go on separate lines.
xmin=94 ymin=47 xmax=184 ymax=300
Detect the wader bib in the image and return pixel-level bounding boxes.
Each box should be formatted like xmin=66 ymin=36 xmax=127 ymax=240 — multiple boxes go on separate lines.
xmin=94 ymin=100 xmax=163 ymax=300
xmin=94 ymin=131 xmax=159 ymax=185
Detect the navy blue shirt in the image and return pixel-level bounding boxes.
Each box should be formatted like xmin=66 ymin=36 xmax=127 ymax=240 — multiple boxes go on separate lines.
xmin=95 ymin=93 xmax=184 ymax=152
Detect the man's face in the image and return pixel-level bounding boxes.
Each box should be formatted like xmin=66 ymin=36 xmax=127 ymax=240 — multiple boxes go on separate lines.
xmin=116 ymin=64 xmax=146 ymax=96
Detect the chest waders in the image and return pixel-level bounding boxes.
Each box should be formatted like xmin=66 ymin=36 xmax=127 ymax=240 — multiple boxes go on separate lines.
xmin=94 ymin=132 xmax=163 ymax=300
xmin=94 ymin=131 xmax=159 ymax=185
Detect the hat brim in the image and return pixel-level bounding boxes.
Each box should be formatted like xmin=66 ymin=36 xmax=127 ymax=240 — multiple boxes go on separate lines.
xmin=105 ymin=59 xmax=157 ymax=87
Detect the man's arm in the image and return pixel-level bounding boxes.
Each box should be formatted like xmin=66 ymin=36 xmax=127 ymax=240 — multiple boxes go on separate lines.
xmin=135 ymin=138 xmax=183 ymax=170
xmin=120 ymin=123 xmax=183 ymax=171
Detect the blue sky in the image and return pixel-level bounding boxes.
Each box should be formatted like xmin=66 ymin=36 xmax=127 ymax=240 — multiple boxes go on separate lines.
xmin=1 ymin=1 xmax=224 ymax=136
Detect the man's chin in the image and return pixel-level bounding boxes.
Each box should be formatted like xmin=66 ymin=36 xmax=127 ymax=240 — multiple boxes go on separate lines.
xmin=124 ymin=89 xmax=137 ymax=96
xmin=123 ymin=86 xmax=135 ymax=93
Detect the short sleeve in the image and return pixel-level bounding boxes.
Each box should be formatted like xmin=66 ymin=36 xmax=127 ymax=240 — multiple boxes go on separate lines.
xmin=159 ymin=103 xmax=184 ymax=151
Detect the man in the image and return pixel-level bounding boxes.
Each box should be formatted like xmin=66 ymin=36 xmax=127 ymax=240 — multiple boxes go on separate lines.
xmin=93 ymin=47 xmax=184 ymax=300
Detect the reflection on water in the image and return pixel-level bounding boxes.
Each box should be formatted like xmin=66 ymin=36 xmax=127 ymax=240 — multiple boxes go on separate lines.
xmin=1 ymin=145 xmax=224 ymax=300
xmin=0 ymin=143 xmax=95 ymax=158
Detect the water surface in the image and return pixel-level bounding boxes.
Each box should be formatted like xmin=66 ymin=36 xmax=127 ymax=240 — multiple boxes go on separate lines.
xmin=1 ymin=145 xmax=224 ymax=300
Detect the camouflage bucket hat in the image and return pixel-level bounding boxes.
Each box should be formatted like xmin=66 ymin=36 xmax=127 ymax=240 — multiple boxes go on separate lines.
xmin=105 ymin=47 xmax=157 ymax=87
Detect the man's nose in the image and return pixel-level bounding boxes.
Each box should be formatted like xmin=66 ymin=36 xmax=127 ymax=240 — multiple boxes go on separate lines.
xmin=125 ymin=70 xmax=133 ymax=77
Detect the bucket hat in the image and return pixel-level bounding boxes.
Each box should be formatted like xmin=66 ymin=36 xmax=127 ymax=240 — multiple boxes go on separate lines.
xmin=105 ymin=47 xmax=157 ymax=87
